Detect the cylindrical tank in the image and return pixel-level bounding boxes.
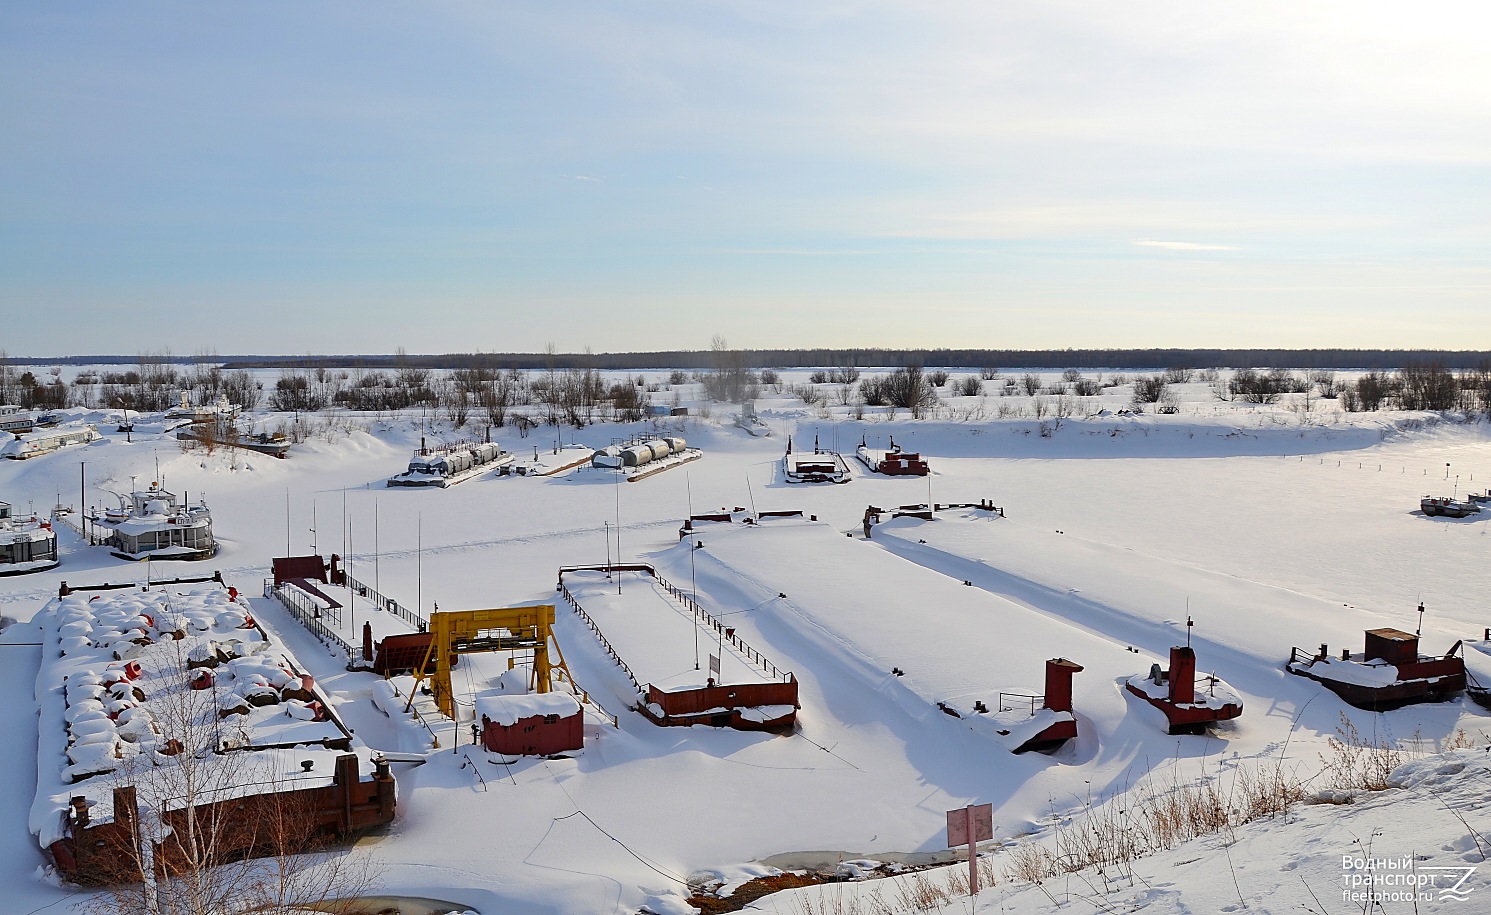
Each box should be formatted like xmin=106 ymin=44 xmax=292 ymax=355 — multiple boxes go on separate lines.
xmin=621 ymin=444 xmax=655 ymax=467
xmin=591 ymin=451 xmax=624 ymax=469
xmin=643 ymin=438 xmax=672 ymax=458
xmin=474 ymin=443 xmax=499 ymax=464
xmin=665 ymin=436 xmax=686 ymax=453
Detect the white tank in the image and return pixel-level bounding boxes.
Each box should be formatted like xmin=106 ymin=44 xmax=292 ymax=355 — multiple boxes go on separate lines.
xmin=621 ymin=444 xmax=655 ymax=467
xmin=591 ymin=446 xmax=624 ymax=469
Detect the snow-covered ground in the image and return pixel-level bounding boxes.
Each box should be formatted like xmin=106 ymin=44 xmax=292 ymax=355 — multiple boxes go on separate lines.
xmin=2 ymin=370 xmax=1490 ymax=914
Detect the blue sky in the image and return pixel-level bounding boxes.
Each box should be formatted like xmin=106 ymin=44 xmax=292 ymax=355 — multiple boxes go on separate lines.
xmin=3 ymin=2 xmax=1488 ymax=355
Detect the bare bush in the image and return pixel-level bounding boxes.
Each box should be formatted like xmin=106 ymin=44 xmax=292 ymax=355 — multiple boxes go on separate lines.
xmin=789 ymin=383 xmax=824 ymax=406
xmin=1130 ymin=375 xmax=1169 ymax=404
xmin=1229 ymin=368 xmax=1308 ymax=404
xmin=1071 ymin=376 xmax=1102 ymax=397
xmin=862 ymin=365 xmax=939 ymax=418
xmin=1309 ymin=370 xmax=1340 ymax=399
xmin=859 ymin=375 xmax=889 ymax=407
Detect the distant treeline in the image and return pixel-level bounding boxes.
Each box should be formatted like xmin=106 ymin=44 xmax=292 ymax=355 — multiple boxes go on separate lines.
xmin=8 ymin=348 xmax=1491 ymax=371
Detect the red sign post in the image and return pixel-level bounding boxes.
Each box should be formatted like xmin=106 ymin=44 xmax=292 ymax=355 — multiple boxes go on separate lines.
xmin=946 ymin=803 xmax=993 ymax=896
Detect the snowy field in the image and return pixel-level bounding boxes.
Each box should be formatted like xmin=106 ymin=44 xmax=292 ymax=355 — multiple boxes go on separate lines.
xmin=2 ymin=368 xmax=1490 ymax=914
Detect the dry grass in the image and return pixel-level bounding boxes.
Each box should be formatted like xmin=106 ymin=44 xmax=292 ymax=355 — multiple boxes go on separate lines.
xmin=1318 ymin=716 xmax=1480 ymax=793
xmin=1005 ymin=718 xmax=1485 ymax=892
xmin=1320 ymin=713 xmax=1405 ymax=791
xmin=786 ymin=856 xmax=997 ymax=915
xmin=787 ymin=721 xmax=1486 ymax=912
xmin=1003 ymin=756 xmax=1310 ymax=887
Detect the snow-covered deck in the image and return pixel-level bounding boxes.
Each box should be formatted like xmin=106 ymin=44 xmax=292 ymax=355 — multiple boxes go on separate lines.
xmin=561 ymin=568 xmax=781 ymax=693
xmin=30 ymin=583 xmax=381 ymax=859
xmin=673 ymin=516 xmax=1147 ymax=743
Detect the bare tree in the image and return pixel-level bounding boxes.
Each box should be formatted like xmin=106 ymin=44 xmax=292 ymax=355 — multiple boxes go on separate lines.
xmin=702 ymin=336 xmax=756 ymax=403
xmin=1398 ymin=362 xmax=1460 ymax=411
xmin=83 ymin=636 xmax=374 ymax=915
xmin=882 ymin=364 xmax=938 ymax=418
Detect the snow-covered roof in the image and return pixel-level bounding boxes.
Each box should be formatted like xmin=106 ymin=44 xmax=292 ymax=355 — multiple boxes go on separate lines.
xmin=476 ymin=691 xmax=581 ymax=727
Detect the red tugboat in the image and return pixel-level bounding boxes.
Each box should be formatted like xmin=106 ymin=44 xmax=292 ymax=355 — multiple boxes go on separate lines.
xmin=1286 ymin=609 xmax=1465 ymax=711
xmin=1126 ymin=638 xmax=1243 ymax=735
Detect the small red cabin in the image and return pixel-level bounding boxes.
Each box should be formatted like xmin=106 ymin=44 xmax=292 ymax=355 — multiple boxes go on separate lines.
xmin=1364 ymin=628 xmax=1418 ymax=665
xmin=477 ymin=692 xmax=583 ymax=756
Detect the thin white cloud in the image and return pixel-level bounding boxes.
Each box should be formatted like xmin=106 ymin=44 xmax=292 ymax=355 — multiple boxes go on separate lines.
xmin=572 ymin=175 xmax=602 ymax=182
xmin=1134 ymin=239 xmax=1238 ymax=251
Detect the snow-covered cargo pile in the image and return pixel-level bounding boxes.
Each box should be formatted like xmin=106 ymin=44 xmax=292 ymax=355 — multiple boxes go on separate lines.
xmin=29 ymin=582 xmax=395 ymax=883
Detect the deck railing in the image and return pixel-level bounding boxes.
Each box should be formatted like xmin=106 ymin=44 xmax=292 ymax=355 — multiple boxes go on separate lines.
xmin=557 ymin=563 xmax=793 ymax=684
xmin=51 ymin=509 xmax=113 ymax=546
xmin=263 ymin=578 xmax=354 ymax=663
xmin=342 ymin=572 xmax=426 ymax=632
xmin=556 ymin=579 xmax=646 ymax=701
xmin=997 ymin=692 xmax=1044 ymax=717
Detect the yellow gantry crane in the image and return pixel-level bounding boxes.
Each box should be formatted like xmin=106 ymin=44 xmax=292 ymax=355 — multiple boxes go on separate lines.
xmin=407 ymin=604 xmax=576 ymax=719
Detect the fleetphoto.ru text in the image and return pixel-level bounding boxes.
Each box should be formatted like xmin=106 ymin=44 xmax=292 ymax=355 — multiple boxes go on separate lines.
xmin=1342 ymin=855 xmax=1477 ymax=905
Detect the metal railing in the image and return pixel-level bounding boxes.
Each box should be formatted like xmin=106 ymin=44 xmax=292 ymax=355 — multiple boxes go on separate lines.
xmin=557 ymin=563 xmax=793 ymax=684
xmin=997 ymin=692 xmax=1044 ymax=717
xmin=263 ymin=578 xmax=353 ymax=662
xmin=651 ymin=570 xmax=791 ymax=682
xmin=343 ymin=572 xmax=426 ymax=632
xmin=556 ymin=580 xmax=646 ymax=701
xmin=51 ymin=509 xmax=113 ymax=546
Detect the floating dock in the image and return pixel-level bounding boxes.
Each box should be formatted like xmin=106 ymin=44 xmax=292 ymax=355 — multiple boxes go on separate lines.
xmin=782 ymin=435 xmax=850 ymax=484
xmin=855 ymin=437 xmax=930 ymax=476
xmin=558 ymin=564 xmax=798 ymax=731
xmin=388 ymin=439 xmax=514 ymax=487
